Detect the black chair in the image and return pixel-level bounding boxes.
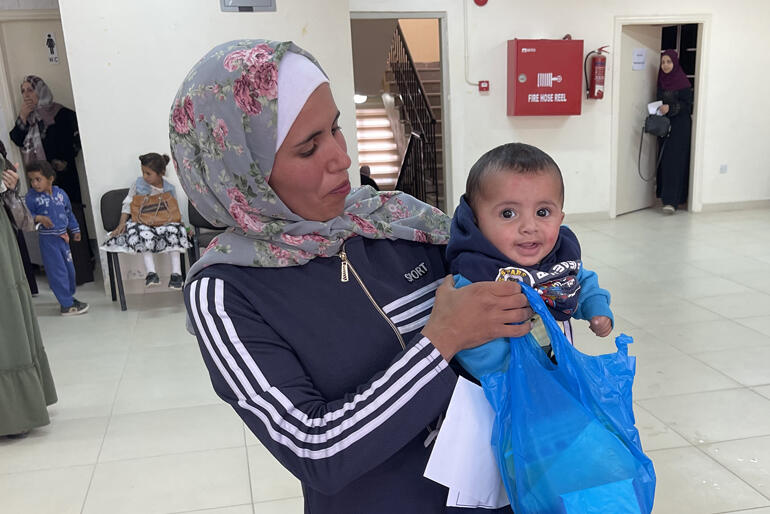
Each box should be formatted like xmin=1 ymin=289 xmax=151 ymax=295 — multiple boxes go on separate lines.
xmin=100 ymin=189 xmax=189 ymax=311
xmin=188 ymin=200 xmax=226 ymax=265
xmin=100 ymin=188 xmax=129 ymax=311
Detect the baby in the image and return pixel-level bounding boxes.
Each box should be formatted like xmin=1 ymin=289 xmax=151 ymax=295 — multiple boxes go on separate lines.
xmin=446 ymin=142 xmax=612 ymax=376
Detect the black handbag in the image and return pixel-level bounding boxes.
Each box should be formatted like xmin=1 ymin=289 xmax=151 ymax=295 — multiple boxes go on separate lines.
xmin=643 ymin=114 xmax=671 ymax=138
xmin=637 ymin=114 xmax=670 ymax=182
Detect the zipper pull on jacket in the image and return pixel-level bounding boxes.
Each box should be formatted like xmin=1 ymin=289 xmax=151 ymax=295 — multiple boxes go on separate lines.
xmin=339 ymin=249 xmax=349 ymax=283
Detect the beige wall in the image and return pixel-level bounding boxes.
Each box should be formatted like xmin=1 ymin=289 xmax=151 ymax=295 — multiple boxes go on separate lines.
xmin=351 ymin=19 xmax=397 ymax=96
xmin=57 ymin=0 xmax=770 ymax=246
xmin=0 ymin=15 xmax=74 ymax=166
xmin=58 ymin=0 xmax=357 ymax=288
xmin=399 ymin=18 xmax=439 ymax=63
xmin=0 ymin=11 xmax=96 ymax=241
xmin=352 ymin=0 xmax=770 ymax=215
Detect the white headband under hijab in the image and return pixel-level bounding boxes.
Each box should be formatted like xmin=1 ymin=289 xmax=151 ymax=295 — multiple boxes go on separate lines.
xmin=276 ymin=51 xmax=330 ymax=152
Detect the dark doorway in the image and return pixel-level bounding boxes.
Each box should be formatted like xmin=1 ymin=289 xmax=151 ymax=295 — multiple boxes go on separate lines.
xmin=661 ymin=24 xmax=698 ymax=92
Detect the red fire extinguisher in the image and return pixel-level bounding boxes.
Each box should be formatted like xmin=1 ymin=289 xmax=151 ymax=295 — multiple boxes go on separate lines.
xmin=585 ymin=46 xmax=609 ymax=99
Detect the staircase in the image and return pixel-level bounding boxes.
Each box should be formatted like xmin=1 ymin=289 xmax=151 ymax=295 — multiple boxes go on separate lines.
xmin=385 ymin=61 xmax=445 ymax=210
xmin=356 ymin=99 xmax=400 ymax=190
xmin=415 ymin=62 xmax=444 ymax=211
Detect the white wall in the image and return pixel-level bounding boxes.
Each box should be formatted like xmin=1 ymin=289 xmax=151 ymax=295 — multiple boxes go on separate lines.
xmin=57 ymin=0 xmax=357 ymax=288
xmin=351 ymin=0 xmax=770 ymax=215
xmin=57 ymin=0 xmax=770 ymax=251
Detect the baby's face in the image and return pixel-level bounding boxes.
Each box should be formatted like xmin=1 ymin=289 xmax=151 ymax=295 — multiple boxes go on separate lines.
xmin=474 ymin=169 xmax=564 ymax=267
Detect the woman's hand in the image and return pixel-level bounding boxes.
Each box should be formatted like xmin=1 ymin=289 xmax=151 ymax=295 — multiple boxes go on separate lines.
xmin=659 ymin=104 xmax=670 ymax=115
xmin=1 ymin=169 xmax=19 ymax=190
xmin=422 ymin=275 xmax=533 ymax=361
xmin=36 ymin=215 xmax=54 ymax=228
xmin=51 ymin=159 xmax=67 ymax=172
xmin=19 ymin=100 xmax=34 ymax=123
xmin=72 ymin=232 xmax=81 ymax=242
xmin=111 ymin=222 xmax=127 ymax=237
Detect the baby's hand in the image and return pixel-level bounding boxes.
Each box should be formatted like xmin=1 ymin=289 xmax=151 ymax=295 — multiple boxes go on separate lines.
xmin=589 ymin=316 xmax=612 ymax=337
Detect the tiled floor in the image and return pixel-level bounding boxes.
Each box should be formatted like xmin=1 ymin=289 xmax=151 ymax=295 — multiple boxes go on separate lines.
xmin=2 ymin=206 xmax=770 ymax=513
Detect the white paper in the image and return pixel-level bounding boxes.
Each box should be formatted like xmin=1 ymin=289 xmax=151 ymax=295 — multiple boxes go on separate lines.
xmin=632 ymin=48 xmax=646 ymax=70
xmin=424 ymin=377 xmax=510 ymax=509
xmin=647 ymin=101 xmax=663 ymax=115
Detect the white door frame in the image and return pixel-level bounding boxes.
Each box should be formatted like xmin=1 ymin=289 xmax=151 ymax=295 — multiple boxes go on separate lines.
xmin=350 ymin=10 xmax=451 ymax=207
xmin=610 ymin=14 xmax=711 ymax=218
xmin=0 ymin=9 xmax=61 ymax=168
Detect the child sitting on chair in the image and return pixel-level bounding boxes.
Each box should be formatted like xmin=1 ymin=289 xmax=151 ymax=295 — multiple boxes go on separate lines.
xmin=101 ymin=153 xmax=190 ymax=290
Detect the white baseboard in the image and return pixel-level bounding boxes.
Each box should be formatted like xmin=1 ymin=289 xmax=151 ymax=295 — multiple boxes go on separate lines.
xmin=564 ymin=211 xmax=611 ymax=222
xmin=700 ymin=199 xmax=770 ymax=212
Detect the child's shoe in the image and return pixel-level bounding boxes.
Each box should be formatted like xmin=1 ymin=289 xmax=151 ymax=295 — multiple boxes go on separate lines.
xmin=145 ymin=272 xmax=160 ymax=287
xmin=662 ymin=204 xmax=675 ymax=215
xmin=61 ymin=300 xmax=89 ymax=316
xmin=168 ymin=273 xmax=183 ymax=290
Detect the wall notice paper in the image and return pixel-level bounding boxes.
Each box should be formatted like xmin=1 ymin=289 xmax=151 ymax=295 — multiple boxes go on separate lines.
xmin=647 ymin=101 xmax=663 ymax=115
xmin=424 ymin=376 xmax=510 ymax=509
xmin=632 ymin=48 xmax=646 ymax=70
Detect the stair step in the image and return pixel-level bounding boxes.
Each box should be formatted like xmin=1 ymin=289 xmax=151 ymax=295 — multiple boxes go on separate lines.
xmin=359 ymin=152 xmax=399 ymax=165
xmin=357 ymin=128 xmax=394 ymax=140
xmin=368 ymin=164 xmax=399 ymax=175
xmin=416 ymin=69 xmax=442 ymax=81
xmin=358 ymin=141 xmax=397 ymax=152
xmin=356 ymin=108 xmax=387 ymax=117
xmin=356 ymin=117 xmax=391 ymax=128
xmin=421 ymin=79 xmax=442 ymax=93
xmin=375 ymin=177 xmax=398 ymax=190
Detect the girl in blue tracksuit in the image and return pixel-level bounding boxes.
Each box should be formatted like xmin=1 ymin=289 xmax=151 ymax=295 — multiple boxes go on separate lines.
xmin=170 ymin=40 xmax=533 ymax=513
xmin=25 ymin=160 xmax=88 ymax=315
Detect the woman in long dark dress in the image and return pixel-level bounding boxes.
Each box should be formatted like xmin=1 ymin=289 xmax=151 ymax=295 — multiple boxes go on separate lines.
xmin=0 ymin=160 xmax=57 ymax=438
xmin=9 ymin=75 xmax=94 ymax=283
xmin=656 ymin=50 xmax=693 ymax=214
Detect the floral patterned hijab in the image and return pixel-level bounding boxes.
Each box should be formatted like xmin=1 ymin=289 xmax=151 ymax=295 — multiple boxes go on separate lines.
xmin=169 ymin=40 xmax=449 ymax=277
xmin=19 ymin=75 xmax=63 ymax=166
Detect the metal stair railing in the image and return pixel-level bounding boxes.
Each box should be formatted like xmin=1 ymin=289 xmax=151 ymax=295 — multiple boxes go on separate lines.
xmin=388 ymin=22 xmax=439 ymax=207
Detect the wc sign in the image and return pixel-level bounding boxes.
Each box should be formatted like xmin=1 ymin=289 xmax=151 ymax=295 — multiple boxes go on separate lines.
xmin=45 ymin=33 xmax=59 ymax=64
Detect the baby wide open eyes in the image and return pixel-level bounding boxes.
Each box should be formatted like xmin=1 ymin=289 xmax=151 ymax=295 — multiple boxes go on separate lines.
xmin=499 ymin=207 xmax=552 ymax=219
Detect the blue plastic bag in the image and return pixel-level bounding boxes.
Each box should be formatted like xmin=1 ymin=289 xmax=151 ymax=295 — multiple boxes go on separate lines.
xmin=460 ymin=279 xmax=656 ymax=514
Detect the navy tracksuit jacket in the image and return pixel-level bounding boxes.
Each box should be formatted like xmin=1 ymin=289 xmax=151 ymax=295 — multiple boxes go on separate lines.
xmin=185 ymin=236 xmax=514 ymax=514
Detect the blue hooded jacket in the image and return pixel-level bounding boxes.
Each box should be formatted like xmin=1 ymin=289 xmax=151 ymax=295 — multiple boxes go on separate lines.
xmin=446 ymin=195 xmax=613 ymax=378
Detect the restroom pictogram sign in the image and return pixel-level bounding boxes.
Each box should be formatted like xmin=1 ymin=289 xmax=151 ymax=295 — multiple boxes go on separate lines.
xmin=507 ymin=39 xmax=583 ymax=116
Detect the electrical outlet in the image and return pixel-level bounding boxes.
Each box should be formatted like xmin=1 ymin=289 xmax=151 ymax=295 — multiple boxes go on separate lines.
xmin=719 ymin=164 xmax=728 ymax=174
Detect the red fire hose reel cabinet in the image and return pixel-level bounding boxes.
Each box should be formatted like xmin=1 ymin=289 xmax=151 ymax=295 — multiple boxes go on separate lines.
xmin=507 ymin=39 xmax=584 ymax=116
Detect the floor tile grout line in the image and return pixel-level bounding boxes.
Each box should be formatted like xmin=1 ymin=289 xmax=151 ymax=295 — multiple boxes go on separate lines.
xmin=715 ymin=508 xmax=770 ymax=514
xmin=89 ymin=443 xmax=247 ymax=467
xmin=638 ymin=385 xmax=770 ymax=502
xmin=166 ymin=503 xmax=253 ymax=514
xmin=690 ymin=440 xmax=770 ymax=504
xmin=633 ymin=381 xmax=770 ymax=450
xmin=78 ymin=321 xmax=135 ymax=514
xmin=243 ymin=426 xmax=257 ymax=514
xmin=252 ymin=495 xmax=304 ymax=505
xmin=684 ymin=350 xmax=770 ymax=390
xmin=635 ymin=385 xmax=751 ymax=403
xmin=108 ymin=399 xmax=223 ymax=418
